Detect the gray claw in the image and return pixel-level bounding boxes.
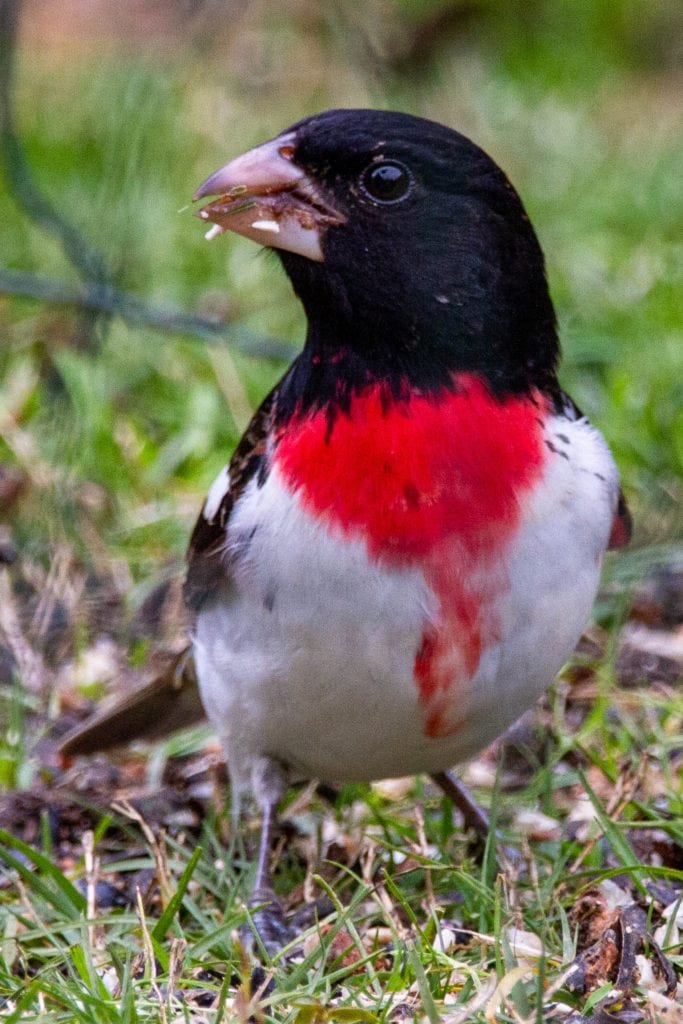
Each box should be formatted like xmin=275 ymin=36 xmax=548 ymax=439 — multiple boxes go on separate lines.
xmin=243 ymin=892 xmax=300 ymax=960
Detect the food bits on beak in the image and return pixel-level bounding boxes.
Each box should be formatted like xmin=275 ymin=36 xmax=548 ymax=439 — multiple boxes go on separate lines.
xmin=250 ymin=219 xmax=280 ymax=234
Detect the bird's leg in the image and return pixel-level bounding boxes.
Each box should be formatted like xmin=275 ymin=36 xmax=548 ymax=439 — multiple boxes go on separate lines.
xmin=432 ymin=769 xmax=523 ymax=871
xmin=248 ymin=795 xmax=293 ymax=955
xmin=431 ymin=770 xmax=491 ymax=838
xmin=243 ymin=758 xmax=298 ymax=959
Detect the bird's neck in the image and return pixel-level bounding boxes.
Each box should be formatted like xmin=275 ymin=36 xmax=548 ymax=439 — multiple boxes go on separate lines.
xmin=277 ymin=253 xmax=561 ymax=418
xmin=276 ymin=312 xmax=560 ymax=424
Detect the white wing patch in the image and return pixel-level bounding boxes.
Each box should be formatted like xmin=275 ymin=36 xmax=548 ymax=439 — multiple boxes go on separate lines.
xmin=203 ymin=465 xmax=230 ymax=522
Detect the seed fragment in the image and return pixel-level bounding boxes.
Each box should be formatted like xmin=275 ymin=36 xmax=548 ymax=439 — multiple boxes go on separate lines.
xmin=251 ymin=219 xmax=280 ymax=233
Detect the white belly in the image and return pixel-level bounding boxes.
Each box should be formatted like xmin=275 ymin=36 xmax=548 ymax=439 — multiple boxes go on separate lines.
xmin=194 ymin=413 xmax=618 ymax=796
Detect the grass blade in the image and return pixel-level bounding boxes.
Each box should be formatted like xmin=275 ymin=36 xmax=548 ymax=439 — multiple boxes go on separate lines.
xmin=152 ymin=846 xmax=202 ymax=942
xmin=0 ymin=828 xmax=86 ymax=917
xmin=577 ymin=770 xmax=646 ymax=895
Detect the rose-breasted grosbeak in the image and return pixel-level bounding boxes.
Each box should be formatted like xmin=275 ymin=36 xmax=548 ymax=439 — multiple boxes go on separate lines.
xmin=62 ymin=109 xmax=630 ymax=954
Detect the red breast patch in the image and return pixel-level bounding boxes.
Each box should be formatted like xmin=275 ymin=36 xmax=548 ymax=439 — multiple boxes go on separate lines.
xmin=275 ymin=374 xmax=548 ymax=736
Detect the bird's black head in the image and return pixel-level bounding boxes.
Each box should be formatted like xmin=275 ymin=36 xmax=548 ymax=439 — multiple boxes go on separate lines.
xmin=195 ymin=108 xmax=560 ymax=405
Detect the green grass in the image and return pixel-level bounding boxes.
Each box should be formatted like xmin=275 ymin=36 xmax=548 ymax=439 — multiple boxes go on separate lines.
xmin=1 ymin=684 xmax=682 ymax=1021
xmin=1 ymin=1 xmax=682 ymax=1020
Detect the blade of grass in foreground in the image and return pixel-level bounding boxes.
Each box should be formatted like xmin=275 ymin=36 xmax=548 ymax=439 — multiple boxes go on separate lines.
xmin=577 ymin=770 xmax=647 ymax=896
xmin=151 ymin=845 xmax=202 ymax=942
xmin=0 ymin=828 xmax=86 ymax=917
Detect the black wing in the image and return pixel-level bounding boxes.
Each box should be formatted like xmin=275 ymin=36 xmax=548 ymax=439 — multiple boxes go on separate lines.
xmin=183 ymin=383 xmax=280 ymax=611
xmin=60 ymin=384 xmax=285 ymax=758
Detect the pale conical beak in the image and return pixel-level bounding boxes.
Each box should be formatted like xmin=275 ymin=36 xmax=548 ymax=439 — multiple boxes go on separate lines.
xmin=193 ymin=132 xmax=345 ymax=262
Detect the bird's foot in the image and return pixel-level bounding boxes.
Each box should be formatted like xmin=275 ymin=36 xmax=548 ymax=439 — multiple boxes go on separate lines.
xmin=243 ymin=888 xmax=300 ymax=961
xmin=431 ymin=770 xmax=525 ymax=875
xmin=482 ymin=834 xmax=525 ymax=875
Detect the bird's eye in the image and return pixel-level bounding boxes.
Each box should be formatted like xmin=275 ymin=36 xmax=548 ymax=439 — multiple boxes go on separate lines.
xmin=360 ymin=160 xmax=412 ymax=204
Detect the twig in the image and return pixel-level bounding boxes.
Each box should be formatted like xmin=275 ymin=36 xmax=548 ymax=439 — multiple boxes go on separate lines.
xmin=112 ymin=798 xmax=174 ymax=908
xmin=413 ymin=803 xmax=436 ymax=912
xmin=0 ymin=267 xmax=297 ymax=360
xmin=166 ymin=938 xmax=186 ymax=1014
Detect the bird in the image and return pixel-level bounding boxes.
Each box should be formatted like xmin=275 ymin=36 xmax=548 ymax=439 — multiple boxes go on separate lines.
xmin=61 ymin=108 xmax=631 ymax=955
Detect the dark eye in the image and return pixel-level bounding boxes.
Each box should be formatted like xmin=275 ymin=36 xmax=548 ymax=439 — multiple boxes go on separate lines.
xmin=360 ymin=160 xmax=412 ymax=204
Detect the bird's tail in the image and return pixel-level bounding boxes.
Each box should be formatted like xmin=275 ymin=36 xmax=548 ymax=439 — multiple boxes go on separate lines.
xmin=59 ymin=646 xmax=205 ymax=759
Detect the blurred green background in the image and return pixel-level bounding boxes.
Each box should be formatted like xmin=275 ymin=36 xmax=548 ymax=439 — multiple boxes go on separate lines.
xmin=1 ymin=0 xmax=682 ymax=596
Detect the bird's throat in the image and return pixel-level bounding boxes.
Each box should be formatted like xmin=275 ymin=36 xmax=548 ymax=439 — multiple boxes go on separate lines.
xmin=274 ymin=373 xmax=549 ymax=562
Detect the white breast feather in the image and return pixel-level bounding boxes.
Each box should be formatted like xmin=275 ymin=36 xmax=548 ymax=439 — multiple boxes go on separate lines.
xmin=194 ymin=410 xmax=619 ymax=797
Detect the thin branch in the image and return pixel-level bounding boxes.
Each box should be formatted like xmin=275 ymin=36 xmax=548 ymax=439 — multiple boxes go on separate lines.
xmin=0 ymin=267 xmax=296 ymax=360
